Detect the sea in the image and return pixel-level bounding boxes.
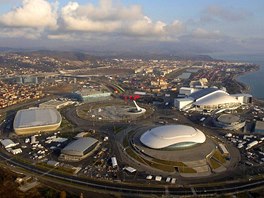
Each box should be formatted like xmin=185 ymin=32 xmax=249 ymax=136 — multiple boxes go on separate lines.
xmin=211 ymin=54 xmax=264 ymax=101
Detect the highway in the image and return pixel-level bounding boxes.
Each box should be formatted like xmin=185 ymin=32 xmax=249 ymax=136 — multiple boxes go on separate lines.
xmin=0 ymin=151 xmax=264 ymax=196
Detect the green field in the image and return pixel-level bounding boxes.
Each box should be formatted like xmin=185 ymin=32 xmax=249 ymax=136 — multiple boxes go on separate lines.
xmin=208 ymin=158 xmax=222 ymax=169
xmin=178 ymin=167 xmax=197 ymax=174
xmin=212 ymin=149 xmax=226 ymax=164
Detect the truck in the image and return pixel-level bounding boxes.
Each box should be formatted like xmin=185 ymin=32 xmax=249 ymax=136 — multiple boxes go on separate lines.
xmin=111 ymin=157 xmax=118 ymax=168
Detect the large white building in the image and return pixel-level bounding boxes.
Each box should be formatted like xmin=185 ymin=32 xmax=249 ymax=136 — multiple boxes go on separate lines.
xmin=175 ymin=88 xmax=241 ymax=111
xmin=13 ymin=108 xmax=62 ymax=135
xmin=179 ymin=87 xmax=199 ymax=96
xmin=231 ymin=93 xmax=253 ymax=104
xmin=140 ymin=125 xmax=206 ymax=149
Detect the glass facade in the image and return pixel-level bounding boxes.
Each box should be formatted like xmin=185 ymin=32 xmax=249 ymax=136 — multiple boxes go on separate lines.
xmin=160 ymin=142 xmax=198 ymax=150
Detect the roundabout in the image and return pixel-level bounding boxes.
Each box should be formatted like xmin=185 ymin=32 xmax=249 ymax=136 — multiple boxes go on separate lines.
xmin=76 ymin=100 xmax=152 ymax=122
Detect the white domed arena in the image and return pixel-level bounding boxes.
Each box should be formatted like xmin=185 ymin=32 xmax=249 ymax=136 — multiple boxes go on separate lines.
xmin=140 ymin=125 xmax=206 ymax=149
xmin=129 ymin=124 xmax=232 ymax=177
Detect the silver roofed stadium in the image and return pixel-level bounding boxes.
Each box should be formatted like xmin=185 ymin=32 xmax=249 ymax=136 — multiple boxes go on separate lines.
xmin=13 ymin=108 xmax=62 ymax=135
xmin=61 ymin=137 xmax=98 ymax=156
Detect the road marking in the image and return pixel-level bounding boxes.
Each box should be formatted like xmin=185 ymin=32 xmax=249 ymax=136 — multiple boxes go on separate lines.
xmin=191 ymin=187 xmax=197 ymax=196
xmin=165 ymin=186 xmax=169 ymax=195
xmin=41 ymin=167 xmax=57 ymax=177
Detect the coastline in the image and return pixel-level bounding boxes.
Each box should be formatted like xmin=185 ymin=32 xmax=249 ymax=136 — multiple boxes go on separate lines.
xmin=233 ymin=65 xmax=264 ymax=104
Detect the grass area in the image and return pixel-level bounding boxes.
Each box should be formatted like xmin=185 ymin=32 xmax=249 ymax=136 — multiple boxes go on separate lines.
xmin=166 ymin=68 xmax=186 ymax=79
xmin=59 ymin=131 xmax=76 ymax=138
xmin=123 ymin=137 xmax=129 ymax=148
xmin=208 ymin=158 xmax=222 ymax=169
xmin=13 ymin=155 xmax=32 ymax=165
xmin=212 ymin=149 xmax=226 ymax=164
xmin=59 ymin=116 xmax=75 ymax=133
xmin=76 ymin=100 xmax=154 ymax=123
xmin=126 ymin=148 xmax=146 ymax=164
xmin=152 ymin=158 xmax=186 ymax=167
xmin=113 ymin=125 xmax=127 ymax=134
xmin=148 ymin=162 xmax=175 ymax=172
xmin=12 ymin=156 xmax=76 ymax=175
xmin=206 ymin=148 xmax=226 ymax=170
xmin=36 ymin=163 xmax=76 ymax=175
xmin=125 ymin=148 xmax=175 ymax=172
xmin=123 ymin=130 xmax=135 ymax=147
xmin=12 ymin=156 xmax=76 ymax=176
xmin=178 ymin=166 xmax=197 ymax=173
xmin=76 ymin=110 xmax=87 ymax=118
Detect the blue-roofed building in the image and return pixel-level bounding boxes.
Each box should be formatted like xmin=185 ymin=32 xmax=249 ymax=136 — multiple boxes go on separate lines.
xmin=188 ymin=88 xmax=218 ymax=101
xmin=73 ymin=89 xmax=111 ymax=102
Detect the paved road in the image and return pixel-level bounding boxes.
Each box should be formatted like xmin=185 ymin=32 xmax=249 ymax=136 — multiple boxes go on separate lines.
xmin=1 ymin=151 xmax=264 ymax=196
xmin=63 ymin=105 xmax=258 ymax=185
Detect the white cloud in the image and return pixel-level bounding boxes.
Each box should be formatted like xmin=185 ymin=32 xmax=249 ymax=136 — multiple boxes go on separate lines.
xmin=0 ymin=0 xmax=58 ymax=29
xmin=61 ymin=0 xmax=184 ymax=38
xmin=61 ymin=2 xmax=121 ymax=32
xmin=1 ymin=0 xmax=255 ymax=55
xmin=0 ymin=27 xmax=42 ymax=39
xmin=128 ymin=16 xmax=166 ymax=36
xmin=192 ymin=28 xmax=221 ymax=39
xmin=47 ymin=34 xmax=73 ymax=40
xmin=165 ymin=20 xmax=186 ymax=35
xmin=0 ymin=0 xmax=187 ymax=41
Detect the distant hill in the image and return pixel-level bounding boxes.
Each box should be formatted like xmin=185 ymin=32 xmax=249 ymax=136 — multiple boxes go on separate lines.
xmin=0 ymin=48 xmax=216 ymax=61
xmin=103 ymin=53 xmax=215 ymax=61
xmin=17 ymin=50 xmax=99 ymax=61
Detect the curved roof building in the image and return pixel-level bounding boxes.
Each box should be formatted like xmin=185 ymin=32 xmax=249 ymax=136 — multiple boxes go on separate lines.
xmin=140 ymin=125 xmax=206 ymax=149
xmin=60 ymin=137 xmax=99 ymax=161
xmin=213 ymin=114 xmax=245 ymax=130
xmin=61 ymin=137 xmax=98 ymax=157
xmin=14 ymin=108 xmax=62 ymax=135
xmin=175 ymin=88 xmax=241 ymax=111
xmin=192 ymin=89 xmax=241 ymax=110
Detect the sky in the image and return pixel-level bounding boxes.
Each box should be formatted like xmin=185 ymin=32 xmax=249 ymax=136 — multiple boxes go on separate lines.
xmin=0 ymin=0 xmax=263 ymax=55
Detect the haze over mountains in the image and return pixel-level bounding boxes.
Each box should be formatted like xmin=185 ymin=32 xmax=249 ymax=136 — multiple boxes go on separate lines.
xmin=0 ymin=48 xmax=215 ymax=62
xmin=0 ymin=0 xmax=263 ymax=56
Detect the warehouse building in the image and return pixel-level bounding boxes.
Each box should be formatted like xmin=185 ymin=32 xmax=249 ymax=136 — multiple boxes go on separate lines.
xmin=59 ymin=137 xmax=99 ymax=162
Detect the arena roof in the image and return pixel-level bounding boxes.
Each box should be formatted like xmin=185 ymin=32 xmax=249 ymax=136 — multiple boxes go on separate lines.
xmin=189 ymin=88 xmax=218 ymax=100
xmin=217 ymin=114 xmax=240 ymax=124
xmin=61 ymin=137 xmax=98 ymax=156
xmin=194 ymin=90 xmax=240 ymax=106
xmin=13 ymin=108 xmax=61 ymax=129
xmin=140 ymin=125 xmax=206 ymax=149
